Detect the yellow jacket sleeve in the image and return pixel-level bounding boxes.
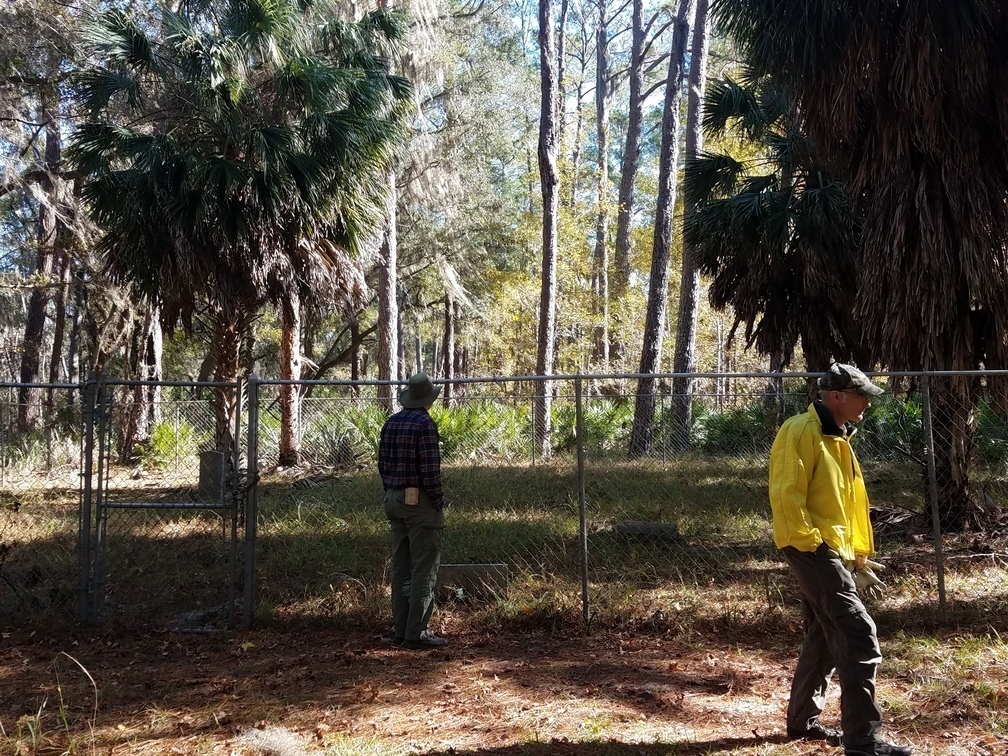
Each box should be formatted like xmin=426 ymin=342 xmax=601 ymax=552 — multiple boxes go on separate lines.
xmin=769 ymin=419 xmax=823 ymax=552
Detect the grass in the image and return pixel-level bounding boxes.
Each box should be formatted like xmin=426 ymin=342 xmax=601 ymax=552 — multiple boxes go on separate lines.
xmin=3 ymin=444 xmax=1007 ymax=640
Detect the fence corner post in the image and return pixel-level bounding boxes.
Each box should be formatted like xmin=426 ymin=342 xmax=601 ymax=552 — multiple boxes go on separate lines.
xmin=77 ymin=375 xmax=97 ymax=624
xmin=575 ymin=374 xmax=589 ymax=630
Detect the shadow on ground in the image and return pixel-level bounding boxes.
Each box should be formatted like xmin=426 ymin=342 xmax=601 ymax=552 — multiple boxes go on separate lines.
xmin=420 ymin=735 xmax=790 ymax=755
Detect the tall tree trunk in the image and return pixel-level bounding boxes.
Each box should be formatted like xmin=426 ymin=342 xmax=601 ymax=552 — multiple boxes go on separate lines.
xmin=556 ymin=0 xmax=570 ymax=151
xmin=211 ymin=309 xmax=245 ymax=456
xmin=349 ymin=314 xmax=362 ymax=395
xmin=279 ymin=290 xmax=302 ymax=466
xmin=442 ymin=296 xmax=455 ymax=407
xmin=592 ymin=0 xmax=611 ymax=367
xmin=145 ymin=305 xmax=162 ymax=424
xmin=68 ymin=264 xmax=85 ymax=389
xmin=396 ymin=284 xmax=406 ymax=380
xmin=613 ymin=0 xmax=645 ymax=297
xmin=44 ymin=247 xmax=70 ymax=432
xmin=628 ymin=0 xmax=695 ymax=457
xmin=18 ymin=94 xmax=61 ymax=432
xmin=120 ymin=305 xmax=161 ymax=463
xmin=669 ymin=0 xmax=710 ymax=446
xmin=536 ymin=0 xmax=561 ymax=457
xmin=377 ymin=170 xmax=399 ymax=410
xmin=569 ymin=62 xmax=587 ymax=208
xmin=930 ymin=376 xmax=981 ymax=531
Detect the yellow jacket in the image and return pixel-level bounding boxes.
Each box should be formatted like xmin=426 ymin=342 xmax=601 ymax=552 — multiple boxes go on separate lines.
xmin=768 ymin=403 xmax=875 ymax=561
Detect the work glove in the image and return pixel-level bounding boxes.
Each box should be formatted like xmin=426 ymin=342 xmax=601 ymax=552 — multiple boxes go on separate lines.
xmin=852 ymin=558 xmax=886 ymax=600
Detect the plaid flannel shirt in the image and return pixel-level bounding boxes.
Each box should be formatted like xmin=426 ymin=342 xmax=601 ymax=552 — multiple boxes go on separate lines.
xmin=378 ymin=407 xmax=444 ymax=508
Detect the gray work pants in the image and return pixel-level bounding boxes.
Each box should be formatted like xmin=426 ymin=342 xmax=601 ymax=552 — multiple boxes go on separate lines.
xmin=384 ymin=488 xmax=445 ymax=642
xmin=783 ymin=543 xmax=884 ymax=748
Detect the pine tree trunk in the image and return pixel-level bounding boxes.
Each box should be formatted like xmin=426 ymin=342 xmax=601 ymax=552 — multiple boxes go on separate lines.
xmin=536 ymin=0 xmax=561 ymax=457
xmin=669 ymin=0 xmax=710 ymax=446
xmin=592 ymin=2 xmax=611 ymax=367
xmin=629 ymin=0 xmax=696 ymax=457
xmin=613 ymin=0 xmax=645 ymax=297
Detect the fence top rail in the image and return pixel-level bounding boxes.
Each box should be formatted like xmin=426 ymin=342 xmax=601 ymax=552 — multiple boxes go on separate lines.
xmin=248 ymin=369 xmax=1008 ymax=387
xmin=0 ymin=381 xmax=81 ymax=390
xmin=6 ymin=369 xmax=1008 ymax=392
xmin=101 ymin=379 xmax=241 ymax=388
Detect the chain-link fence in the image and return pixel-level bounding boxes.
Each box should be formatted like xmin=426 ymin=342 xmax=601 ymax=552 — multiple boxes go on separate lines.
xmin=0 ymin=383 xmax=83 ymax=626
xmin=4 ymin=371 xmax=1008 ymax=633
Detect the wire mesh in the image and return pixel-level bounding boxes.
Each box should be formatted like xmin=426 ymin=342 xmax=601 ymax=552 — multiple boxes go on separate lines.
xmin=87 ymin=381 xmax=243 ymax=630
xmin=0 ymin=384 xmax=83 ymax=625
xmin=4 ymin=371 xmax=1008 ymax=632
xmin=250 ymin=377 xmax=583 ymax=628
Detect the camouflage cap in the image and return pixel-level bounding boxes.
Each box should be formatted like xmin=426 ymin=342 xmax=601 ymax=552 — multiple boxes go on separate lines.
xmin=817 ymin=363 xmax=884 ymax=397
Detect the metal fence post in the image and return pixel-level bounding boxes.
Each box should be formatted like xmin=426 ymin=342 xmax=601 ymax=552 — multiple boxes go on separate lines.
xmin=227 ymin=377 xmax=244 ymax=629
xmin=77 ymin=377 xmax=97 ymax=623
xmin=90 ymin=374 xmax=110 ymax=623
xmin=1 ymin=388 xmax=6 ymax=489
xmin=920 ymin=375 xmax=948 ymax=622
xmin=242 ymin=374 xmax=260 ymax=630
xmin=575 ymin=375 xmax=590 ymax=629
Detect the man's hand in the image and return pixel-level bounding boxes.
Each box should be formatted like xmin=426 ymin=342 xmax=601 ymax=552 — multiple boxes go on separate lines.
xmin=853 ymin=559 xmax=886 ymax=600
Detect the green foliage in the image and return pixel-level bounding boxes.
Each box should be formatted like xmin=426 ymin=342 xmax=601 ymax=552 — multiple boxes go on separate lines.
xmin=689 ymin=401 xmax=777 ymax=455
xmin=302 ymin=403 xmax=385 ymax=468
xmin=976 ymin=400 xmax=1008 ymax=468
xmin=134 ymin=419 xmax=198 ymax=469
xmin=551 ymin=398 xmax=634 ymax=455
xmin=432 ymin=401 xmax=527 ymax=460
xmin=855 ymin=396 xmax=923 ymax=461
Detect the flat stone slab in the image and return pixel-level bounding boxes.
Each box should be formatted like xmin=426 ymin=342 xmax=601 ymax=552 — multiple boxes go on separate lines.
xmin=437 ymin=563 xmax=509 ymax=601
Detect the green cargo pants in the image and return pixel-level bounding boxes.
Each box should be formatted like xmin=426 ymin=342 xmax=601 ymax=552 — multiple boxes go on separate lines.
xmin=783 ymin=542 xmax=884 ymax=749
xmin=384 ymin=487 xmax=445 ymax=642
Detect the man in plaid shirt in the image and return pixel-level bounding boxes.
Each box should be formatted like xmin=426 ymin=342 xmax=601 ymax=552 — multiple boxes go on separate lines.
xmin=378 ymin=372 xmax=448 ymax=650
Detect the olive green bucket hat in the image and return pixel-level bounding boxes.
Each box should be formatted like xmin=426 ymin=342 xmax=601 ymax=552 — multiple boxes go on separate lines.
xmin=398 ymin=372 xmax=442 ymax=408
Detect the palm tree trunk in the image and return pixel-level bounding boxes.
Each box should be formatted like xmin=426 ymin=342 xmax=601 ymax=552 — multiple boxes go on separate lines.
xmin=211 ymin=310 xmax=244 ymax=456
xmin=119 ymin=306 xmax=161 ymax=463
xmin=930 ymin=376 xmax=979 ymax=530
xmin=669 ymin=0 xmax=710 ymax=446
xmin=536 ymin=0 xmax=561 ymax=457
xmin=377 ymin=169 xmax=399 ymax=410
xmin=279 ymin=291 xmax=302 ymax=466
xmin=629 ymin=0 xmax=695 ymax=457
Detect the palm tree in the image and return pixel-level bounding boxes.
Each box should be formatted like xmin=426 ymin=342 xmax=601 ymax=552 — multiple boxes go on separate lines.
xmin=68 ymin=0 xmax=411 ymax=454
xmin=685 ymin=72 xmax=865 ymax=375
xmin=713 ymin=0 xmax=1008 ymax=529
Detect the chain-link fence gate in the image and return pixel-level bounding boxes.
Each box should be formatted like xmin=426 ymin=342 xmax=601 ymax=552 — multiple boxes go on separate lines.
xmin=3 ymin=371 xmax=1007 ymax=632
xmin=77 ymin=377 xmax=248 ymax=629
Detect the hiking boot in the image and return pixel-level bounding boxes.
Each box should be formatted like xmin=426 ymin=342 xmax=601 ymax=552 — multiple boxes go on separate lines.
xmin=787 ymin=721 xmax=843 ymax=746
xmin=403 ymin=630 xmax=448 ymax=650
xmin=845 ymin=739 xmax=912 ymax=756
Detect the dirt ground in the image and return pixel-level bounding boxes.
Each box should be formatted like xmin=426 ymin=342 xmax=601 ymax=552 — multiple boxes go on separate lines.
xmin=1 ymin=621 xmax=1003 ymax=756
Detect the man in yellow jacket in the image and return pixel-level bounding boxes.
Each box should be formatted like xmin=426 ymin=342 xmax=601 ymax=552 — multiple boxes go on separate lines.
xmin=769 ymin=363 xmax=911 ymax=756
